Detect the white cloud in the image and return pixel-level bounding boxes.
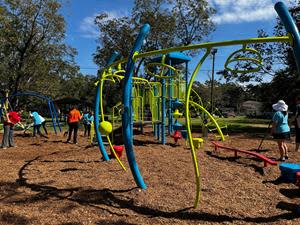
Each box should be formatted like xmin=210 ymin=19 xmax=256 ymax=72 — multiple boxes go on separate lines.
xmin=80 ymin=14 xmax=98 ymax=38
xmin=80 ymin=10 xmax=130 ymax=39
xmin=209 ymin=0 xmax=292 ymax=24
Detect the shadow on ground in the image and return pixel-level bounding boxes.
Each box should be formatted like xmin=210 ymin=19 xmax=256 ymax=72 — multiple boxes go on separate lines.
xmin=206 ymin=151 xmax=265 ymax=176
xmin=0 ymin=155 xmax=299 ymax=224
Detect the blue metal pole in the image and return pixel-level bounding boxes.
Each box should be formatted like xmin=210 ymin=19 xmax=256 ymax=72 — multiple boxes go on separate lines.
xmin=122 ymin=24 xmax=150 ymax=189
xmin=185 ymin=61 xmax=188 ymax=98
xmin=161 ymin=77 xmax=166 ymax=145
xmin=275 ymin=2 xmax=300 ymax=75
xmin=94 ymin=52 xmax=119 ymax=161
xmin=153 ymin=84 xmax=158 ymax=138
xmin=48 ymin=100 xmax=57 ymax=135
xmin=51 ymin=101 xmax=62 ymax=132
xmin=157 ymin=92 xmax=160 ymax=140
xmin=168 ymin=59 xmax=173 ymax=135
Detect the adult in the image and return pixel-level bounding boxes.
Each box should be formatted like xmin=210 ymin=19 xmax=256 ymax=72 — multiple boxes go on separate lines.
xmin=271 ymin=100 xmax=290 ymax=161
xmin=66 ymin=106 xmax=82 ymax=144
xmin=30 ymin=111 xmax=48 ymax=138
xmin=294 ymin=96 xmax=300 ymax=152
xmin=1 ymin=109 xmax=21 ymax=149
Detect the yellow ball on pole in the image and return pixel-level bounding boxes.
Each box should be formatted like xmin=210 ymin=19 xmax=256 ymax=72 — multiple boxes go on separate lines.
xmin=99 ymin=121 xmax=113 ymax=135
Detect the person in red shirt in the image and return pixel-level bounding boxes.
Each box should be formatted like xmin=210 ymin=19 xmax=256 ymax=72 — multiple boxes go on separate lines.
xmin=66 ymin=105 xmax=82 ymax=144
xmin=1 ymin=108 xmax=22 ymax=149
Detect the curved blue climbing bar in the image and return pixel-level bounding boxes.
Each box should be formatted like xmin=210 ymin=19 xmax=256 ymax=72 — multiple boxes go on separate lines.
xmin=94 ymin=52 xmax=119 ymax=161
xmin=122 ymin=24 xmax=150 ymax=189
xmin=275 ymin=2 xmax=300 ymax=74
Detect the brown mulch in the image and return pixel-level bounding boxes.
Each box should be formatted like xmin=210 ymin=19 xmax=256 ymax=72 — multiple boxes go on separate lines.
xmin=0 ymin=128 xmax=300 ymax=225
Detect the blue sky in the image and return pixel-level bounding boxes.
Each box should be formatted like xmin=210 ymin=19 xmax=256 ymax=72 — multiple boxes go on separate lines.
xmin=60 ymin=0 xmax=293 ymax=83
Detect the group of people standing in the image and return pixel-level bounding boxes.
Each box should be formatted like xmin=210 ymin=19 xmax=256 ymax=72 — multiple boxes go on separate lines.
xmin=271 ymin=97 xmax=300 ymax=161
xmin=1 ymin=100 xmax=300 ymax=161
xmin=1 ymin=105 xmax=95 ymax=149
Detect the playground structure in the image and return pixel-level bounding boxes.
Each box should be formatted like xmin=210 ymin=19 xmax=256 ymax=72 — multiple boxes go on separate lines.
xmin=93 ymin=51 xmax=224 ymax=168
xmin=0 ymin=91 xmax=62 ymax=134
xmin=92 ymin=2 xmax=300 ymax=208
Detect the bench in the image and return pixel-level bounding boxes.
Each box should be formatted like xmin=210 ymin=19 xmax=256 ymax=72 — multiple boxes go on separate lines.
xmin=211 ymin=141 xmax=277 ymax=167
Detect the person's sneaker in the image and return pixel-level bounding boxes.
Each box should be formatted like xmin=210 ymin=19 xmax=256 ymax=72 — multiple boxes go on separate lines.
xmin=66 ymin=141 xmax=71 ymax=144
xmin=74 ymin=142 xmax=78 ymax=145
xmin=279 ymin=157 xmax=286 ymax=162
xmin=1 ymin=147 xmax=7 ymax=149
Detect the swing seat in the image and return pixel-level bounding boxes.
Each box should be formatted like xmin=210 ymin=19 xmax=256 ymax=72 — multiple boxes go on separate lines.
xmin=192 ymin=138 xmax=203 ymax=149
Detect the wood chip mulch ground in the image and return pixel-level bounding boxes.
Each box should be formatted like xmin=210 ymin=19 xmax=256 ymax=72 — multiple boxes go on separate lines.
xmin=0 ymin=129 xmax=300 ymax=225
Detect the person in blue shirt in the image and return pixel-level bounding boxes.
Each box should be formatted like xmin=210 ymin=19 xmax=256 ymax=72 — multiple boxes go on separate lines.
xmin=30 ymin=111 xmax=48 ymax=138
xmin=83 ymin=111 xmax=94 ymax=137
xmin=271 ymin=100 xmax=290 ymax=161
xmin=82 ymin=111 xmax=89 ymax=137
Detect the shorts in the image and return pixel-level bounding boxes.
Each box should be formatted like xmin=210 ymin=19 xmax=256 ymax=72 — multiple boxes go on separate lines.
xmin=273 ymin=132 xmax=291 ymax=140
xmin=296 ymin=127 xmax=300 ymax=143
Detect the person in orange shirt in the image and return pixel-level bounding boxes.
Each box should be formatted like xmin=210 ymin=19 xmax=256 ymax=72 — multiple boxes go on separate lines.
xmin=66 ymin=105 xmax=82 ymax=144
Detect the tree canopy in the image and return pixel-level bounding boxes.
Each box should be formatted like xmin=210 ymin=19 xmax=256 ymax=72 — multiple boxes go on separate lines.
xmin=0 ymin=0 xmax=79 ymax=97
xmin=93 ymin=0 xmax=216 ymax=67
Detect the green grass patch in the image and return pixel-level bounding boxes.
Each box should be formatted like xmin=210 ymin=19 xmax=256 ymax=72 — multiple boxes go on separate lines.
xmin=215 ymin=116 xmax=271 ymax=125
xmin=179 ymin=116 xmax=271 ymax=134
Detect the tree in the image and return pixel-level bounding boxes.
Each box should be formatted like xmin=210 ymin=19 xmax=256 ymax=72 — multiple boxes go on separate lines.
xmin=93 ymin=0 xmax=216 ymax=68
xmin=0 ymin=0 xmax=78 ymax=96
xmin=252 ymin=3 xmax=300 ymax=106
xmin=192 ymin=80 xmax=246 ymax=113
xmin=171 ymin=0 xmax=215 ymax=46
xmin=58 ymin=74 xmax=95 ymax=101
xmin=219 ymin=1 xmax=299 ymax=85
xmin=93 ymin=15 xmax=135 ymax=67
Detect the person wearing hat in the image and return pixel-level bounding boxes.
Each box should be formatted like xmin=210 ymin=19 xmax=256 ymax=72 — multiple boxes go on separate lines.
xmin=271 ymin=100 xmax=290 ymax=161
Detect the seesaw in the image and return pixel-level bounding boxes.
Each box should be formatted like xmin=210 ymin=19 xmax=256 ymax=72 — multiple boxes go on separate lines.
xmin=211 ymin=141 xmax=277 ymax=167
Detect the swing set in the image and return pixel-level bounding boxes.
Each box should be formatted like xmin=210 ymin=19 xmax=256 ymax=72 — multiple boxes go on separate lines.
xmin=0 ymin=91 xmax=61 ymax=134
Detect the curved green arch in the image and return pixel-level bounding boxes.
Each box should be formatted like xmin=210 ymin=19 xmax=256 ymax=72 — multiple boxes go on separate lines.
xmin=189 ymin=101 xmax=225 ymax=141
xmin=185 ymin=49 xmax=210 ymax=208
